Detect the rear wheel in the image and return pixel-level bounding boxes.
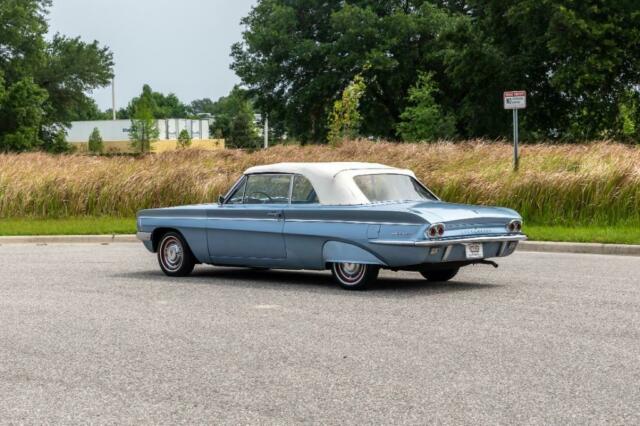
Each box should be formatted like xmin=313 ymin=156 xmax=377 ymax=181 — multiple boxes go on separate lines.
xmin=331 ymin=263 xmax=379 ymax=290
xmin=157 ymin=232 xmax=196 ymax=277
xmin=419 ymin=268 xmax=459 ymax=282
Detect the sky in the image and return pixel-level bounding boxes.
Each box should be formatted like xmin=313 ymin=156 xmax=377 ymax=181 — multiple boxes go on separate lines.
xmin=47 ymin=0 xmax=258 ymax=110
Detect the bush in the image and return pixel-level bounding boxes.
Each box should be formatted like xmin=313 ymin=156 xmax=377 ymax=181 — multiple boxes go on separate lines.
xmin=177 ymin=129 xmax=192 ymax=149
xmin=88 ymin=127 xmax=104 ymax=154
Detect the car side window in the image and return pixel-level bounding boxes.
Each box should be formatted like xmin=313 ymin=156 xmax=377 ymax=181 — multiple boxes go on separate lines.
xmin=226 ymin=178 xmax=246 ymax=204
xmin=244 ymin=174 xmax=292 ymax=204
xmin=291 ymin=175 xmax=319 ymax=204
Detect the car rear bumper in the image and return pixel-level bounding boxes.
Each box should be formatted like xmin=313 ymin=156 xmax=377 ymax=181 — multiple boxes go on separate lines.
xmin=370 ymin=234 xmax=528 ymax=247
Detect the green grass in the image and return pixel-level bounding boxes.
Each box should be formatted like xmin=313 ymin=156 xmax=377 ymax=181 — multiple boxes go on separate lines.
xmin=0 ymin=217 xmax=639 ymax=245
xmin=525 ymin=224 xmax=640 ymax=245
xmin=0 ymin=217 xmax=135 ymax=236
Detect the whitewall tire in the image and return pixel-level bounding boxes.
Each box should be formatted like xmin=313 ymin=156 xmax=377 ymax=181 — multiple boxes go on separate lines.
xmin=157 ymin=232 xmax=196 ymax=277
xmin=331 ymin=262 xmax=380 ymax=290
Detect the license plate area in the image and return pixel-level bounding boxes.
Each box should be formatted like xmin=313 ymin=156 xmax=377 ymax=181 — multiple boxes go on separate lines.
xmin=464 ymin=243 xmax=484 ymax=259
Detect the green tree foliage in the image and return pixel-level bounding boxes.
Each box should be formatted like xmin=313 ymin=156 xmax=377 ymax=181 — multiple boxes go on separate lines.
xmin=232 ymin=0 xmax=640 ymax=142
xmin=122 ymin=85 xmax=190 ymax=119
xmin=397 ymin=73 xmax=456 ymax=142
xmin=88 ymin=127 xmax=104 ymax=154
xmin=0 ymin=77 xmax=48 ymax=151
xmin=128 ymin=92 xmax=159 ymax=153
xmin=232 ymin=1 xmax=464 ymax=142
xmin=177 ymin=129 xmax=192 ymax=149
xmin=209 ymin=87 xmax=260 ymax=148
xmin=190 ymin=98 xmax=217 ymax=116
xmin=0 ymin=0 xmax=113 ymax=152
xmin=327 ymin=74 xmax=366 ymax=145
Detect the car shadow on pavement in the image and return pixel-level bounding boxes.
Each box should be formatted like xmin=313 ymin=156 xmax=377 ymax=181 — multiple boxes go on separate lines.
xmin=116 ymin=267 xmax=500 ymax=295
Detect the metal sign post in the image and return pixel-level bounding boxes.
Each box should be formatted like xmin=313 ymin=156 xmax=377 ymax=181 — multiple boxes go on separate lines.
xmin=263 ymin=114 xmax=269 ymax=149
xmin=504 ymin=91 xmax=526 ymax=171
xmin=513 ymin=109 xmax=519 ymax=170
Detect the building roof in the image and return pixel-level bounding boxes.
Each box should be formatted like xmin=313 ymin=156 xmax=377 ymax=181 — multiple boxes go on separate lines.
xmin=243 ymin=162 xmax=416 ymax=205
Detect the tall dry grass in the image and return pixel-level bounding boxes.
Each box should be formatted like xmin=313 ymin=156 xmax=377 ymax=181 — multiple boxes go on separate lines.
xmin=1 ymin=140 xmax=639 ymax=225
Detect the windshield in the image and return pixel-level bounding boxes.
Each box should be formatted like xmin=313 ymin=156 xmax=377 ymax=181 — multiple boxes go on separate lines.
xmin=353 ymin=174 xmax=437 ymax=203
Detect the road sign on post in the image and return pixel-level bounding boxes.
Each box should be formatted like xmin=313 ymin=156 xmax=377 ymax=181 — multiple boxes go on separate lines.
xmin=504 ymin=91 xmax=526 ymax=171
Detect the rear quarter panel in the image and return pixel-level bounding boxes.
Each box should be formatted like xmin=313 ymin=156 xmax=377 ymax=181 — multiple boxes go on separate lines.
xmin=283 ymin=205 xmax=427 ymax=269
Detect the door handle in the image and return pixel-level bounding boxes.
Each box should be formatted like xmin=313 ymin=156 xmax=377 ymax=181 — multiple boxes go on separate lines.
xmin=267 ymin=211 xmax=283 ymax=220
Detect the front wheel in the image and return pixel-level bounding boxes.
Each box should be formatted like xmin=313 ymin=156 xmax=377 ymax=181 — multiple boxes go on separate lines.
xmin=419 ymin=268 xmax=459 ymax=282
xmin=331 ymin=263 xmax=379 ymax=290
xmin=157 ymin=232 xmax=196 ymax=277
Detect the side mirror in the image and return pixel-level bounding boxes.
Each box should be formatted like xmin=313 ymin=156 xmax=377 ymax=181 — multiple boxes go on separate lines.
xmin=218 ymin=195 xmax=225 ymax=205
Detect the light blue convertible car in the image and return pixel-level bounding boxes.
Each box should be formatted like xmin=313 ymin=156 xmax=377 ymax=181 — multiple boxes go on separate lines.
xmin=137 ymin=162 xmax=526 ymax=289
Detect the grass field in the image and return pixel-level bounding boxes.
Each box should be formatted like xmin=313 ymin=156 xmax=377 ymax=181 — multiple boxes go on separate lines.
xmin=1 ymin=217 xmax=638 ymax=245
xmin=0 ymin=140 xmax=639 ymax=230
xmin=0 ymin=217 xmax=134 ymax=236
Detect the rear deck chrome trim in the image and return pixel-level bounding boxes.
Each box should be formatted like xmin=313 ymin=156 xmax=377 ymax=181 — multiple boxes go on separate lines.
xmin=371 ymin=234 xmax=528 ymax=247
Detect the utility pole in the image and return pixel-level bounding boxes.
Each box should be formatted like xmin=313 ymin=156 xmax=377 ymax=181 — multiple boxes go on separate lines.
xmin=111 ymin=78 xmax=116 ymax=121
xmin=263 ymin=114 xmax=269 ymax=149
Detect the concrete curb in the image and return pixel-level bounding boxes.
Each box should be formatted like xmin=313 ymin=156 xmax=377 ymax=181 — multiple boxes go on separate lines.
xmin=518 ymin=241 xmax=640 ymax=257
xmin=0 ymin=235 xmax=138 ymax=245
xmin=1 ymin=235 xmax=639 ymax=257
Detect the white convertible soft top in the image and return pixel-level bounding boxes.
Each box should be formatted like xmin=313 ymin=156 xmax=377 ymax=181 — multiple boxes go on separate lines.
xmin=244 ymin=162 xmax=417 ymax=205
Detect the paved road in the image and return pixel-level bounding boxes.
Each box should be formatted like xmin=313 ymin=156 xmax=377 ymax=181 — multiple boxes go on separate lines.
xmin=1 ymin=244 xmax=639 ymax=424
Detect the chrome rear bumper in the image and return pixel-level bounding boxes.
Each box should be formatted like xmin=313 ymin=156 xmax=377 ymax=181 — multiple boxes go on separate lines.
xmin=371 ymin=234 xmax=528 ymax=247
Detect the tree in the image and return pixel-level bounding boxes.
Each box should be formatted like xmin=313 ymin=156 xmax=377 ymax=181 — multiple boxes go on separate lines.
xmin=122 ymin=84 xmax=190 ymax=119
xmin=232 ymin=0 xmax=640 ymax=142
xmin=190 ymin=98 xmax=217 ymax=116
xmin=128 ymin=99 xmax=159 ymax=154
xmin=209 ymin=87 xmax=260 ymax=148
xmin=228 ymin=105 xmax=259 ymax=149
xmin=88 ymin=127 xmax=104 ymax=154
xmin=0 ymin=77 xmax=48 ymax=152
xmin=231 ymin=1 xmax=462 ymax=143
xmin=440 ymin=0 xmax=640 ymax=140
xmin=177 ymin=129 xmax=192 ymax=149
xmin=0 ymin=0 xmax=113 ymax=152
xmin=327 ymin=74 xmax=366 ymax=145
xmin=397 ymin=73 xmax=456 ymax=142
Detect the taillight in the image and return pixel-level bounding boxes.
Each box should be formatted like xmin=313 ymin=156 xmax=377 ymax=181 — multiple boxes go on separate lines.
xmin=507 ymin=220 xmax=522 ymax=233
xmin=426 ymin=223 xmax=445 ymax=239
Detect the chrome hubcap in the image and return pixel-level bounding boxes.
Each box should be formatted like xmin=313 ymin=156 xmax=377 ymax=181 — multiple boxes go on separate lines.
xmin=160 ymin=237 xmax=183 ymax=271
xmin=335 ymin=262 xmax=365 ymax=285
xmin=342 ymin=263 xmax=360 ymax=275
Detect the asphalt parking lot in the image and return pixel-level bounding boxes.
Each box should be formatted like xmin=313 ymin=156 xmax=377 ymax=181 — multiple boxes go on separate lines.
xmin=1 ymin=244 xmax=639 ymax=424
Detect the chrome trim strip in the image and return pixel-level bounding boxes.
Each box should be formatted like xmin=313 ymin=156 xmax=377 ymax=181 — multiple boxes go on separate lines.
xmin=136 ymin=232 xmax=152 ymax=242
xmin=285 ymin=219 xmax=422 ymax=226
xmin=138 ymin=216 xmax=207 ymax=220
xmin=139 ymin=216 xmax=279 ymax=222
xmin=499 ymin=241 xmax=508 ymax=256
xmin=442 ymin=245 xmax=453 ymax=261
xmin=210 ymin=217 xmax=280 ymax=222
xmin=371 ymin=234 xmax=528 ymax=247
xmin=139 ymin=216 xmax=422 ymax=225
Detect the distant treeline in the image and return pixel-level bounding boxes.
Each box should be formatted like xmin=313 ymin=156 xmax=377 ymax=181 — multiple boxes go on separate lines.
xmin=230 ymin=0 xmax=640 ymax=144
xmin=1 ymin=1 xmax=639 ymax=153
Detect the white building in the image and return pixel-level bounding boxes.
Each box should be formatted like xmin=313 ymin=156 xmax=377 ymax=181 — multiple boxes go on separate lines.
xmin=65 ymin=119 xmax=224 ymax=153
xmin=66 ymin=119 xmax=211 ymax=143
